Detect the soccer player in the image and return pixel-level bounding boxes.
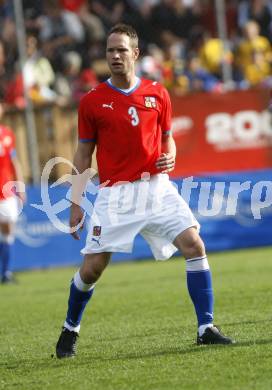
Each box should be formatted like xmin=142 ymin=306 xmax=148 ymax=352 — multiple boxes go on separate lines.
xmin=0 ymin=102 xmax=25 ymax=283
xmin=56 ymin=24 xmax=234 ymax=358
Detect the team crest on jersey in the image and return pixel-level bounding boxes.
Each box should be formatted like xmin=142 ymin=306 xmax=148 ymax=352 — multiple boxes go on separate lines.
xmin=93 ymin=226 xmax=101 ymax=236
xmin=144 ymin=96 xmax=157 ymax=108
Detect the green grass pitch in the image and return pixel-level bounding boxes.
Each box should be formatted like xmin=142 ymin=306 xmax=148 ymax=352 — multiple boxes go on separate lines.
xmin=1 ymin=247 xmax=272 ymax=390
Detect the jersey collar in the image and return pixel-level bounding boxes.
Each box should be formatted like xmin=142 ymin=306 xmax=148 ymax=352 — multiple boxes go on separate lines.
xmin=106 ymin=77 xmax=141 ymax=96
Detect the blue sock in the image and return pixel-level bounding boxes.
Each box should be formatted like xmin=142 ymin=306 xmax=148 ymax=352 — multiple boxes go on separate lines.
xmin=65 ymin=272 xmax=94 ymax=329
xmin=186 ymin=256 xmax=214 ymax=326
xmin=0 ymin=242 xmax=11 ymax=280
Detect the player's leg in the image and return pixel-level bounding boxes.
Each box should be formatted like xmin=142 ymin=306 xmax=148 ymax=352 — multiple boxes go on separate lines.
xmin=0 ymin=196 xmax=19 ymax=283
xmin=56 ymin=180 xmax=146 ymax=358
xmin=56 ymin=252 xmax=111 ymax=358
xmin=65 ymin=252 xmax=111 ymax=331
xmin=174 ymin=227 xmax=234 ymax=344
xmin=173 ymin=228 xmax=212 ymax=328
xmin=0 ymin=221 xmax=14 ymax=284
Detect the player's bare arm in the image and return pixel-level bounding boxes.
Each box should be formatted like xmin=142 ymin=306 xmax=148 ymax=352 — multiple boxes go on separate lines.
xmin=11 ymin=156 xmax=26 ymax=203
xmin=156 ymin=133 xmax=176 ymax=173
xmin=70 ymin=141 xmax=95 ymax=240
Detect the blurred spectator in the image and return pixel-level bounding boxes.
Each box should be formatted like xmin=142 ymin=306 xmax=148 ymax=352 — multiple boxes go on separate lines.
xmin=126 ymin=0 xmax=159 ymax=7
xmin=1 ymin=0 xmax=272 ymax=107
xmin=182 ymin=53 xmax=221 ymax=93
xmin=91 ymin=0 xmax=125 ymax=30
xmin=0 ymin=0 xmax=15 ymax=44
xmin=243 ymin=49 xmax=271 ymax=86
xmin=0 ymin=0 xmax=17 ymax=69
xmin=161 ymin=42 xmax=185 ymax=89
xmin=78 ymin=3 xmax=105 ymax=44
xmin=23 ymin=34 xmax=56 ymax=103
xmin=59 ymin=0 xmax=106 ymax=61
xmin=150 ymin=0 xmax=200 ymax=46
xmin=199 ymin=35 xmax=233 ymax=79
xmin=39 ymin=0 xmax=85 ymax=71
xmin=54 ymin=51 xmax=98 ymax=103
xmin=3 ymin=68 xmax=22 ymax=108
xmin=0 ymin=39 xmax=19 ymax=106
xmin=235 ymin=20 xmax=272 ymax=71
xmin=0 ymin=40 xmax=7 ymax=101
xmin=137 ymin=44 xmax=164 ymax=81
xmin=2 ymin=33 xmax=57 ymax=108
xmin=59 ymin=0 xmax=86 ymax=13
xmin=22 ymin=0 xmax=44 ymax=34
xmin=238 ymin=0 xmax=272 ymax=41
xmin=78 ymin=2 xmax=106 ymax=60
xmin=123 ymin=0 xmax=158 ymax=50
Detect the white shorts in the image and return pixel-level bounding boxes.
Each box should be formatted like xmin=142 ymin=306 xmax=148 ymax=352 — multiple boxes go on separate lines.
xmin=82 ymin=174 xmax=200 ymax=260
xmin=0 ymin=196 xmax=19 ymax=223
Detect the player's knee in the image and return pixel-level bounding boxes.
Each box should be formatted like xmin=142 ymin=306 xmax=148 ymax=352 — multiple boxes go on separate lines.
xmin=174 ymin=229 xmax=205 ymax=259
xmin=184 ymin=237 xmax=205 ymax=259
xmin=81 ymin=265 xmax=102 ymax=284
xmin=80 ymin=254 xmax=109 ymax=284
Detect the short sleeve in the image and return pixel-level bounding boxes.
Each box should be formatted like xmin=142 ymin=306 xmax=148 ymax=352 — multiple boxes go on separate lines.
xmin=159 ymin=87 xmax=172 ymax=135
xmin=78 ymin=96 xmax=97 ymax=143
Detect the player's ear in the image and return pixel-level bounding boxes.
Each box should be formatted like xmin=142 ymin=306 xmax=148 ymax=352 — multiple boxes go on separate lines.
xmin=134 ymin=47 xmax=140 ymax=61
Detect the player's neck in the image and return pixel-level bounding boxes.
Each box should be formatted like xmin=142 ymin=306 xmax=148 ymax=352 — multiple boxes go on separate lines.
xmin=110 ymin=73 xmax=137 ymax=90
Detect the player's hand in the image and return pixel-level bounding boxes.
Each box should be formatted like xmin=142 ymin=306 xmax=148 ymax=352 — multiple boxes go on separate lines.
xmin=70 ymin=204 xmax=84 ymax=240
xmin=156 ymin=153 xmax=175 ymax=173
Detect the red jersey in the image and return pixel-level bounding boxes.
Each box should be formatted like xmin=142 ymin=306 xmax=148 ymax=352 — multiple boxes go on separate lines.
xmin=0 ymin=125 xmax=16 ymax=200
xmin=78 ymin=78 xmax=172 ymax=185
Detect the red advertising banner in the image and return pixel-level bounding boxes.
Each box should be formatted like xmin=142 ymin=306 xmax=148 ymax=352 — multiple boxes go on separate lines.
xmin=170 ymin=89 xmax=272 ymax=177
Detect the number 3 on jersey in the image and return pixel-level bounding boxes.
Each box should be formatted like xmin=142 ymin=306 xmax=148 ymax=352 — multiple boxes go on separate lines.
xmin=128 ymin=106 xmax=139 ymax=126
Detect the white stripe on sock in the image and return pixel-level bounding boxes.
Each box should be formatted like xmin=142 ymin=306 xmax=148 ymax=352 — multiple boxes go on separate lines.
xmin=64 ymin=321 xmax=80 ymax=333
xmin=186 ymin=256 xmax=209 ymax=272
xmin=198 ymin=323 xmax=213 ymax=336
xmin=73 ymin=270 xmax=95 ymax=292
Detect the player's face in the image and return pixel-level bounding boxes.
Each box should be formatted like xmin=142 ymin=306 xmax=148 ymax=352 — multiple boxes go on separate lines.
xmin=106 ymin=33 xmax=139 ymax=76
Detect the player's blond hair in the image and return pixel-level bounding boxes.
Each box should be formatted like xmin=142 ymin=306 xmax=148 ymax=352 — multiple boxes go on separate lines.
xmin=108 ymin=24 xmax=139 ymax=49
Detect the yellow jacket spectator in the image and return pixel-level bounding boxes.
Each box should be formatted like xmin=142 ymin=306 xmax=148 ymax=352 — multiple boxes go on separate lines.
xmin=199 ymin=38 xmax=233 ymax=76
xmin=244 ymin=50 xmax=271 ymax=86
xmin=236 ymin=20 xmax=272 ymax=69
